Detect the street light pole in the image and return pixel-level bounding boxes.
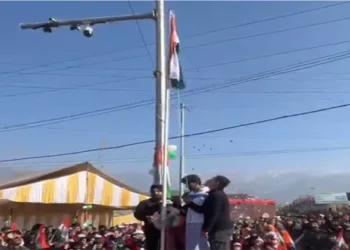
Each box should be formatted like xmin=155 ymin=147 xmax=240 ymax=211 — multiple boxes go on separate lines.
xmin=19 ymin=3 xmax=169 ymax=250
xmin=19 ymin=1 xmax=167 ymax=187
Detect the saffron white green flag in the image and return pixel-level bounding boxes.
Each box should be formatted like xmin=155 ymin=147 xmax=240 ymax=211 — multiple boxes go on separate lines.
xmin=169 ymin=10 xmax=185 ymax=90
xmin=166 ymin=166 xmax=172 ymax=199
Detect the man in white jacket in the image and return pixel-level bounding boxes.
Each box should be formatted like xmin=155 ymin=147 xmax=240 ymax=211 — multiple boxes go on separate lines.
xmin=182 ymin=174 xmax=210 ymax=250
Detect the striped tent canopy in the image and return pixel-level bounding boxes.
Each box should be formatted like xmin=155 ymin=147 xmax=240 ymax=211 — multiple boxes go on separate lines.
xmin=0 ymin=162 xmax=149 ymax=208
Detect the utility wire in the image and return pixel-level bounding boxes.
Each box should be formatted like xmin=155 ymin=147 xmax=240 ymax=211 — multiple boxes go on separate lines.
xmin=183 ymin=16 xmax=350 ymax=51
xmin=0 ymin=54 xmax=146 ymax=79
xmin=1 ymin=50 xmax=349 ymax=132
xmin=0 ymin=102 xmax=348 ymax=162
xmin=0 ymin=76 xmax=146 ymax=99
xmin=2 ymin=38 xmax=350 ymax=99
xmin=182 ymin=51 xmax=350 ymax=96
xmin=186 ymin=1 xmax=350 ymax=39
xmin=127 ymin=1 xmax=154 ymax=66
xmin=0 ymin=3 xmax=348 ymax=80
xmin=3 ymin=38 xmax=350 ymax=84
xmin=186 ymin=39 xmax=350 ymax=72
xmin=3 ymin=145 xmax=350 ymax=167
xmin=0 ymin=54 xmax=147 ymax=81
xmin=8 ymin=16 xmax=350 ymax=79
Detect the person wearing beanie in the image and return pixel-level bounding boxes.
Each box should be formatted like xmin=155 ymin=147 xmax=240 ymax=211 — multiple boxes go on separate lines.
xmin=181 ymin=174 xmax=210 ymax=250
xmin=133 ymin=184 xmax=163 ymax=250
xmin=186 ymin=175 xmax=233 ymax=250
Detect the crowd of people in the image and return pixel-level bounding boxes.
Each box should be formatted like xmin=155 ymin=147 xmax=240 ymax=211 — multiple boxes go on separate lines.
xmin=133 ymin=174 xmax=350 ymax=250
xmin=0 ymin=222 xmax=146 ymax=250
xmin=0 ymin=174 xmax=349 ymax=250
xmin=229 ymin=213 xmax=350 ymax=250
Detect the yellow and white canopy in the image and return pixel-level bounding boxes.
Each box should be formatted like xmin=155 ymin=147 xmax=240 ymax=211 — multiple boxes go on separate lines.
xmin=0 ymin=162 xmax=149 ymax=208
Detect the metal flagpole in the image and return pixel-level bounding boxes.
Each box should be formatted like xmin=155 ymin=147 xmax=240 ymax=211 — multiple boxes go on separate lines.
xmin=154 ymin=0 xmax=167 ymax=187
xmin=155 ymin=1 xmax=169 ymax=250
xmin=160 ymin=87 xmax=170 ymax=250
xmin=179 ymin=102 xmax=185 ymax=196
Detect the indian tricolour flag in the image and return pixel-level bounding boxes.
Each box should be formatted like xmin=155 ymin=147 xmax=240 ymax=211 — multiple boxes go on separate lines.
xmin=166 ymin=166 xmax=172 ymax=199
xmin=332 ymin=230 xmax=347 ymax=250
xmin=157 ymin=150 xmax=172 ymax=199
xmin=168 ymin=10 xmax=185 ymax=90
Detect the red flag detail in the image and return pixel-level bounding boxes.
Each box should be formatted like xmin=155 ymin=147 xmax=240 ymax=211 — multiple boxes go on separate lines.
xmin=10 ymin=222 xmax=18 ymax=231
xmin=63 ymin=218 xmax=70 ymax=228
xmin=39 ymin=225 xmax=50 ymax=248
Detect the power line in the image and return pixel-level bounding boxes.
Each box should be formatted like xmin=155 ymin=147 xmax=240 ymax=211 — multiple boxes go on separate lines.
xmin=2 ymin=38 xmax=350 ymax=99
xmin=0 ymin=102 xmax=348 ymax=162
xmin=186 ymin=39 xmax=350 ymax=72
xmin=1 ymin=3 xmax=348 ymax=81
xmin=4 ymin=38 xmax=350 ymax=82
xmin=0 ymin=54 xmax=147 ymax=81
xmin=3 ymin=145 xmax=350 ymax=167
xmin=1 ymin=50 xmax=349 ymax=132
xmin=182 ymin=51 xmax=350 ymax=97
xmin=7 ymin=79 xmax=350 ymax=95
xmin=186 ymin=2 xmax=350 ymax=39
xmin=183 ymin=16 xmax=350 ymax=51
xmin=127 ymin=0 xmax=154 ymax=66
xmin=18 ymin=17 xmax=350 ymax=77
xmin=0 ymin=76 xmax=146 ymax=99
xmin=0 ymin=53 xmax=146 ymax=79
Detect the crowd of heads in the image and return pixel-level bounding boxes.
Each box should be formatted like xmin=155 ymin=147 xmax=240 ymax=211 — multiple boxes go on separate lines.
xmin=229 ymin=212 xmax=350 ymax=250
xmin=0 ymin=222 xmax=146 ymax=250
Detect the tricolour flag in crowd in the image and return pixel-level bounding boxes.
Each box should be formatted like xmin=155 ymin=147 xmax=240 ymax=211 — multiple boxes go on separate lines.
xmin=36 ymin=224 xmax=50 ymax=249
xmin=57 ymin=218 xmax=70 ymax=242
xmin=168 ymin=10 xmax=185 ymax=90
xmin=332 ymin=230 xmax=348 ymax=250
xmin=270 ymin=224 xmax=295 ymax=250
xmin=10 ymin=222 xmax=18 ymax=231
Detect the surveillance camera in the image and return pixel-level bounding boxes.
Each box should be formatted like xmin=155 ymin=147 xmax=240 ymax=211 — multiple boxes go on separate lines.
xmin=83 ymin=26 xmax=93 ymax=38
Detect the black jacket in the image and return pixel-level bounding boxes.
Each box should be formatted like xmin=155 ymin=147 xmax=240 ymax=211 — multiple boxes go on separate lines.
xmin=133 ymin=198 xmax=161 ymax=250
xmin=187 ymin=189 xmax=233 ymax=233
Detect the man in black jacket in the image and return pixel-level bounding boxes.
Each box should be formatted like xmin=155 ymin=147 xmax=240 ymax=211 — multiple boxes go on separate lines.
xmin=133 ymin=184 xmax=162 ymax=250
xmin=186 ymin=175 xmax=233 ymax=250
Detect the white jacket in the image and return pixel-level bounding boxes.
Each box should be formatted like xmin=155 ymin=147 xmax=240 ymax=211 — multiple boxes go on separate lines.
xmin=186 ymin=187 xmax=209 ymax=224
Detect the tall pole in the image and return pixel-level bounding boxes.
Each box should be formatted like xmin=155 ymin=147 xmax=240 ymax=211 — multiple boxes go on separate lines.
xmin=154 ymin=0 xmax=167 ymax=186
xmin=179 ymin=103 xmax=186 ymax=196
xmin=18 ymin=3 xmax=169 ymax=249
xmin=155 ymin=1 xmax=169 ymax=250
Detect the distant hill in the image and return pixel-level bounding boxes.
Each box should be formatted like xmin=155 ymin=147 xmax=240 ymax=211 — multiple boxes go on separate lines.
xmin=227 ymin=172 xmax=350 ymax=203
xmin=2 ymin=166 xmax=349 ymax=204
xmin=116 ymin=171 xmax=350 ymax=203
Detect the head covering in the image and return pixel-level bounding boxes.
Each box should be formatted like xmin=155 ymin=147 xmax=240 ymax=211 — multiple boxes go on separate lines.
xmin=94 ymin=235 xmax=103 ymax=244
xmin=214 ymin=175 xmax=231 ymax=189
xmin=255 ymin=237 xmax=264 ymax=243
xmin=78 ymin=234 xmax=86 ymax=239
xmin=132 ymin=230 xmax=144 ymax=235
xmin=5 ymin=231 xmax=21 ymax=241
xmin=233 ymin=242 xmax=242 ymax=247
xmin=181 ymin=174 xmax=201 ymax=185
xmin=265 ymin=232 xmax=278 ymax=240
xmin=150 ymin=184 xmax=163 ymax=192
